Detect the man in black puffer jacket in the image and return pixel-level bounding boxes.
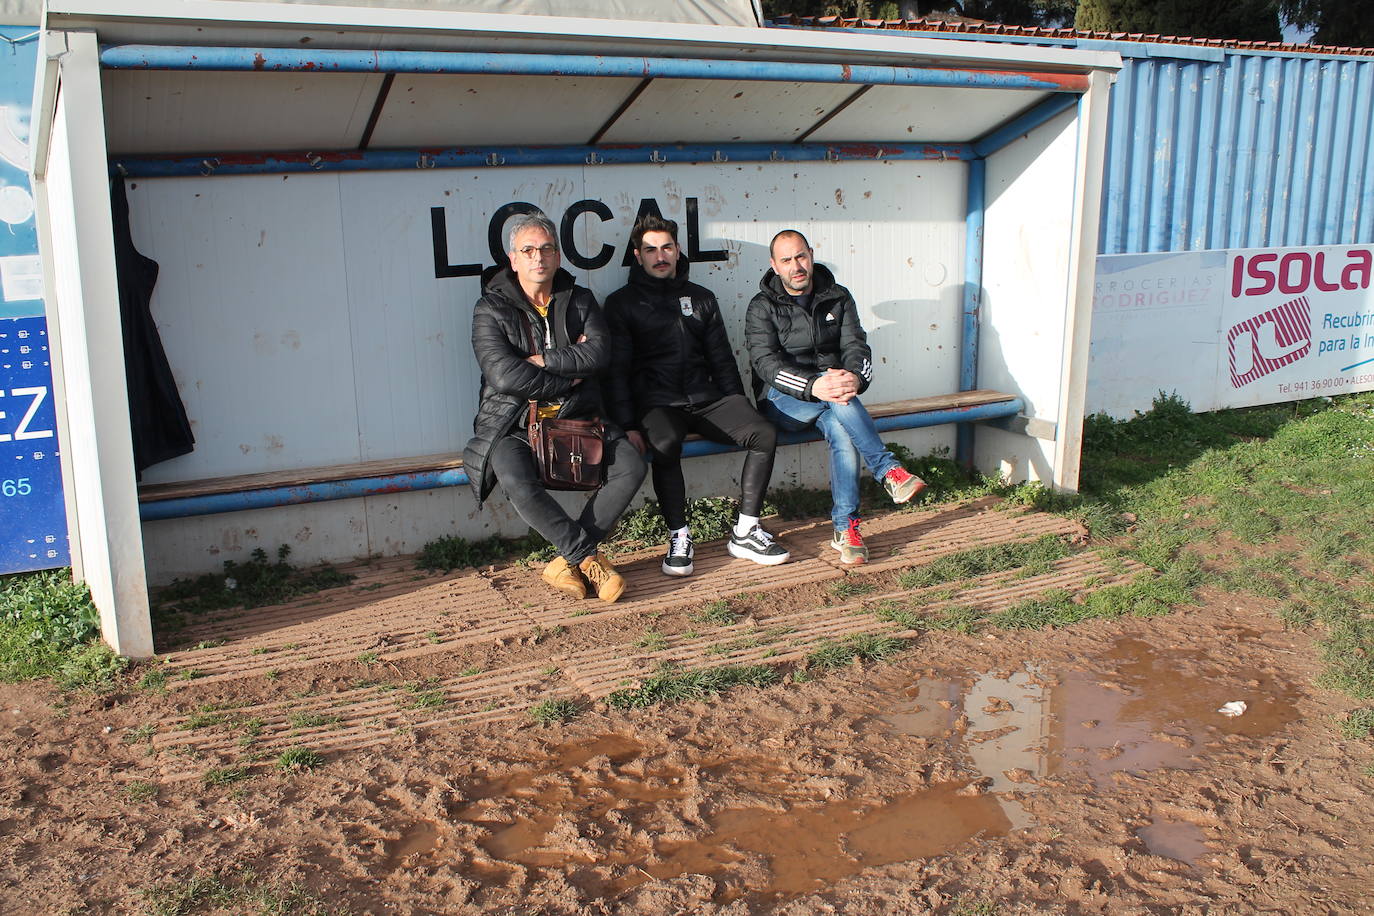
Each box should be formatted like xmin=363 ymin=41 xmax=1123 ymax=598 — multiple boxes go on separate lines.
xmin=746 ymin=229 xmax=926 ymax=567
xmin=605 ymin=215 xmax=788 ymax=577
xmin=464 ymin=214 xmax=645 ymax=603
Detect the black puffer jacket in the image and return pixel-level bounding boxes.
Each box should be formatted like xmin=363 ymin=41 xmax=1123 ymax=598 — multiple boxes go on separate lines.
xmin=463 ymin=265 xmax=619 ymax=506
xmin=603 ymin=257 xmax=744 ymax=429
xmin=744 ymin=263 xmax=873 ymax=403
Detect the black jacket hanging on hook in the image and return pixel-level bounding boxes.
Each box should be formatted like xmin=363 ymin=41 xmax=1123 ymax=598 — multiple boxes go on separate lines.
xmin=111 ymin=178 xmax=195 ymax=475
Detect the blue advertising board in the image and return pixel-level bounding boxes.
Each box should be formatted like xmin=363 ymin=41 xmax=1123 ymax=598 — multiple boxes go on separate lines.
xmin=0 ymin=29 xmax=69 ymax=573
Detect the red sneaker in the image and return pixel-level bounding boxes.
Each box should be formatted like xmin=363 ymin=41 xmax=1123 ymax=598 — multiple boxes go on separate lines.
xmin=883 ymin=466 xmax=926 ymax=504
xmin=830 ymin=518 xmax=868 ymax=565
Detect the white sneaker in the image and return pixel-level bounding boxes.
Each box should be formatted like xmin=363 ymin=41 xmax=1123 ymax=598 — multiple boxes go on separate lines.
xmin=727 ymin=525 xmax=790 ymax=566
xmin=661 ymin=531 xmax=694 ymax=577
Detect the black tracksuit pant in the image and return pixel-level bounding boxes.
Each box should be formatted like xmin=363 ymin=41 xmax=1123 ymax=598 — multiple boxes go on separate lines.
xmin=488 ymin=432 xmax=646 ymax=566
xmin=640 ymin=394 xmax=777 ymax=531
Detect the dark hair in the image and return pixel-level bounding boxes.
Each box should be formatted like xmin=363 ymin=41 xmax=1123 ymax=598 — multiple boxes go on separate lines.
xmin=769 ymin=229 xmax=810 ymax=258
xmin=630 ymin=214 xmax=680 ymax=251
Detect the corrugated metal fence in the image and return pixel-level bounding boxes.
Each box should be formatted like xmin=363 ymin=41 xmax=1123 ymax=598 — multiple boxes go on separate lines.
xmin=1100 ymin=48 xmax=1374 ymax=254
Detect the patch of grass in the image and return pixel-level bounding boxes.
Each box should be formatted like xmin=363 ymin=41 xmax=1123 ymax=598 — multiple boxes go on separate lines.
xmin=1339 ymin=708 xmax=1374 ymax=740
xmin=123 ymin=723 xmax=156 ymax=744
xmin=123 ymin=780 xmax=158 ymax=803
xmin=458 ymin=665 xmax=483 ymax=677
xmin=691 ymin=599 xmax=739 ymax=626
xmin=154 ymin=546 xmax=353 ymax=619
xmin=276 ymin=747 xmax=325 ymax=772
xmin=806 ymin=633 xmax=905 ymax=669
xmin=636 ymin=629 xmax=667 ymax=651
xmin=289 ymin=712 xmax=339 ymax=730
xmin=55 ymin=642 xmax=130 ymax=691
xmin=831 ymin=578 xmax=877 ymax=600
xmin=606 ymin=662 xmax=779 ymax=709
xmin=898 ymin=535 xmax=1074 ymax=590
xmin=138 ymin=664 xmax=170 ymax=691
xmin=143 ymin=869 xmax=339 ymax=916
xmin=416 ymin=531 xmax=551 ymax=572
xmin=201 ymin=765 xmax=251 ymax=788
xmin=0 ymin=569 xmax=105 ymax=685
xmin=528 ymin=698 xmax=581 ymax=724
xmin=356 ymin=651 xmax=378 ymax=666
xmin=950 ymin=895 xmax=1000 ymax=916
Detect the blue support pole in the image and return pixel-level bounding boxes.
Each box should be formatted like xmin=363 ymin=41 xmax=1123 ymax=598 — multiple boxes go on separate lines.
xmin=113 ymin=141 xmax=976 ymax=179
xmin=99 ymin=45 xmax=1092 ymax=93
xmin=972 ymin=93 xmax=1079 ymax=158
xmin=957 ymin=158 xmax=987 ymax=471
xmin=139 ymin=400 xmax=1021 ymax=520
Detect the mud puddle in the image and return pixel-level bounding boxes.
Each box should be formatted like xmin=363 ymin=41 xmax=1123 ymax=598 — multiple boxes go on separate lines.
xmin=881 ymin=636 xmax=1301 ymax=790
xmin=610 ymin=781 xmax=1012 ymax=900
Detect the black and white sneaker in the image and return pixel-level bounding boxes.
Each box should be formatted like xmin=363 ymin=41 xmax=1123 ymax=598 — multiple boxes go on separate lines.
xmin=662 ymin=532 xmax=694 ymax=577
xmin=727 ymin=525 xmax=790 ymax=566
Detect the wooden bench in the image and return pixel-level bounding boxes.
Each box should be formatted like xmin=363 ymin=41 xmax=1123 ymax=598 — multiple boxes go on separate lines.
xmin=138 ymin=389 xmax=1028 ymax=519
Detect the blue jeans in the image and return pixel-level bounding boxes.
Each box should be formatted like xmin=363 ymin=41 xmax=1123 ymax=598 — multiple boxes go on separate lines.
xmin=759 ymin=387 xmax=901 ymax=530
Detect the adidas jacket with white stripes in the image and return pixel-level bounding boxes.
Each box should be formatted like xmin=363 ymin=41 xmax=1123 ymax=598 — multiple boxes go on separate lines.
xmin=744 ymin=263 xmax=874 ymax=403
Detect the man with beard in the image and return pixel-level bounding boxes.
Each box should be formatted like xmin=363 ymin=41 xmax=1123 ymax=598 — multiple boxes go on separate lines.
xmin=605 ymin=214 xmax=788 ymax=576
xmin=745 ymin=229 xmax=925 ymax=566
xmin=464 ymin=214 xmax=645 ymax=602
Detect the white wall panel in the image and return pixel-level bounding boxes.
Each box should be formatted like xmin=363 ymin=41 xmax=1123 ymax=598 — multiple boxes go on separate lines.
xmin=102 ymin=71 xmax=385 ymax=155
xmin=978 ymin=111 xmax=1079 ymax=483
xmin=128 ymin=174 xmax=360 ymax=480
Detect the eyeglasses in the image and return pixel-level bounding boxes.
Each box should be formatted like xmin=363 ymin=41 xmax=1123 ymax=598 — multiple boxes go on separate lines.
xmin=517 ymin=245 xmax=558 ymax=260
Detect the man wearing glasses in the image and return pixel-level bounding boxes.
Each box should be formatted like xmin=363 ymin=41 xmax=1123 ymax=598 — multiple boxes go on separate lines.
xmin=464 ymin=214 xmax=645 ymax=602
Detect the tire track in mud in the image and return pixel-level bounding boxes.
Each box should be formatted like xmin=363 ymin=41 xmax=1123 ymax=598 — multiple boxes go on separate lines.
xmin=147 ymin=548 xmax=1146 ymax=778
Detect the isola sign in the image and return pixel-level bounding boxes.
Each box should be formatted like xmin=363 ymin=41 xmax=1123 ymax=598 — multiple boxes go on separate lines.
xmin=430 ymin=196 xmax=728 ymax=279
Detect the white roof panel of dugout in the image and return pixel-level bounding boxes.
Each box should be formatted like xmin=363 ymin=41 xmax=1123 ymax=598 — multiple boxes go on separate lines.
xmin=39 ymin=0 xmax=1119 ymax=159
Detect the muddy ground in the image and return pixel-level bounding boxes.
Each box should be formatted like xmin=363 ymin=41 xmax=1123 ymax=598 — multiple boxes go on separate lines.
xmin=2 ymin=501 xmax=1372 ymax=915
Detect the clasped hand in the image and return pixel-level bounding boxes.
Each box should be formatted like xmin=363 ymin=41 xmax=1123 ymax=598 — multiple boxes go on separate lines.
xmin=812 ymin=368 xmax=859 ymax=404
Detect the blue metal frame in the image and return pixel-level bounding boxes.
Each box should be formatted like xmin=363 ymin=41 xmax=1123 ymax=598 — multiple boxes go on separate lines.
xmin=99 ymin=44 xmax=1091 ymax=93
xmin=113 ymin=141 xmax=976 ymax=179
xmin=957 ymin=158 xmax=987 ymax=470
xmin=139 ymin=399 xmax=1022 ymax=520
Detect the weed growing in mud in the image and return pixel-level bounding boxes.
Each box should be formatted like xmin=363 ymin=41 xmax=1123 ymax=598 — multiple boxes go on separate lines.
xmin=290 ymin=712 xmax=339 ymax=730
xmin=528 ymin=698 xmax=581 ymax=724
xmin=950 ymin=895 xmax=1000 ymax=916
xmin=806 ymin=633 xmax=905 ymax=669
xmin=898 ymin=535 xmax=1074 ymax=590
xmin=1339 ymin=708 xmax=1374 ymax=740
xmin=606 ymin=662 xmax=779 ymax=709
xmin=277 ymin=747 xmax=325 ymax=772
xmin=123 ymin=780 xmax=158 ymax=803
xmin=417 ymin=531 xmax=551 ymax=572
xmin=155 ymin=546 xmax=354 ymax=616
xmin=691 ymin=599 xmax=739 ymax=626
xmin=143 ymin=868 xmax=340 ymax=916
xmin=831 ymin=578 xmax=877 ymax=600
xmin=0 ymin=569 xmax=108 ymax=685
xmin=636 ymin=629 xmax=667 ymax=651
xmin=201 ymin=765 xmax=251 ymax=788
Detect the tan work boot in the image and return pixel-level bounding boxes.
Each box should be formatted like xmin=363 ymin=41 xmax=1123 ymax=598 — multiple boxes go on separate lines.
xmin=542 ymin=556 xmax=587 ymax=599
xmin=578 ymin=552 xmax=627 ymax=603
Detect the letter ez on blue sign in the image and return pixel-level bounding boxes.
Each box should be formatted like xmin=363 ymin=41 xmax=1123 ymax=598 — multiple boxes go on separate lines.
xmin=0 ymin=316 xmax=68 ymax=573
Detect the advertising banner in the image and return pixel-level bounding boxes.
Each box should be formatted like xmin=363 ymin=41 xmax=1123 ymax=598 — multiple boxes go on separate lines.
xmin=0 ymin=28 xmax=68 ymax=573
xmin=1086 ymin=244 xmax=1374 ymax=418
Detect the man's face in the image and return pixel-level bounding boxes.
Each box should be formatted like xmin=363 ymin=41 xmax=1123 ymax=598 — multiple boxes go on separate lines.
xmin=634 ymin=230 xmax=680 ymax=279
xmin=508 ymin=227 xmax=560 ymax=287
xmin=770 ymin=235 xmax=814 ymax=295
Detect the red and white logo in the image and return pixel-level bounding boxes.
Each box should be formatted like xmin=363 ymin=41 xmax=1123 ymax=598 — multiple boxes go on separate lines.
xmin=1228 ymin=296 xmax=1311 ymax=388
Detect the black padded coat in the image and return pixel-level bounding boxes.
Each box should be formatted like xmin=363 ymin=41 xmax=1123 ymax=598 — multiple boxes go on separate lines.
xmin=463 ymin=265 xmax=619 ymax=506
xmin=603 ymin=258 xmax=745 ymax=430
xmin=744 ymin=263 xmax=874 ymax=403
